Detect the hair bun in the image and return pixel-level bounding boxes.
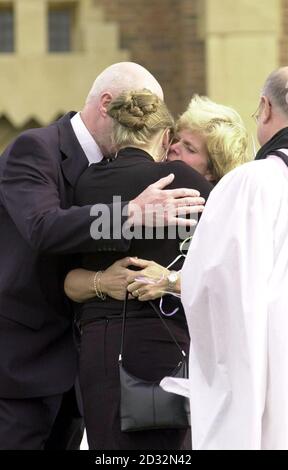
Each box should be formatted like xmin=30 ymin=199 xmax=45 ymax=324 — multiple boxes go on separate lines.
xmin=108 ymin=89 xmax=160 ymax=130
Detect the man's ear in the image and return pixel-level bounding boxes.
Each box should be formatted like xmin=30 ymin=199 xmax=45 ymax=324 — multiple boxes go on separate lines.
xmin=261 ymin=96 xmax=272 ymax=124
xmin=99 ymin=92 xmax=113 ymax=118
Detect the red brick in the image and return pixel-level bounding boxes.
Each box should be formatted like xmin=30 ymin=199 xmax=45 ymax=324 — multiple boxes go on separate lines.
xmin=93 ymin=0 xmax=206 ymax=115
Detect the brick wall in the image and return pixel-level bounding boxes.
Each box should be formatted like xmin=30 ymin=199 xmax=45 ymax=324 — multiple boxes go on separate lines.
xmin=94 ymin=0 xmax=206 ymax=116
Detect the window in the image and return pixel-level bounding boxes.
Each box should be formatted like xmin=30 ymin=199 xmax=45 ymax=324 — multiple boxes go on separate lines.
xmin=0 ymin=7 xmax=14 ymax=53
xmin=48 ymin=8 xmax=73 ymax=52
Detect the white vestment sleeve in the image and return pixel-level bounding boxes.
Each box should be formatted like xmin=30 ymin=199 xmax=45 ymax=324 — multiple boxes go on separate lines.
xmin=160 ymin=377 xmax=190 ymax=398
xmin=181 ymin=161 xmax=280 ymax=450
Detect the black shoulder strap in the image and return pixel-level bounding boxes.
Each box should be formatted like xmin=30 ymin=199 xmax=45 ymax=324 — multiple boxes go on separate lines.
xmin=119 ymin=291 xmax=187 ymax=365
xmin=271 ymin=150 xmax=288 ymax=167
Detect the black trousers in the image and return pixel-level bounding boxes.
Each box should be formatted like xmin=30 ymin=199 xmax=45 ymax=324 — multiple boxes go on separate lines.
xmin=80 ymin=317 xmax=191 ymax=450
xmin=0 ymin=387 xmax=84 ymax=450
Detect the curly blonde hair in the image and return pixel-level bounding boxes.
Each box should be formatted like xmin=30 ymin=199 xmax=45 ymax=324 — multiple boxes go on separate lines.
xmin=107 ymin=89 xmax=174 ymax=148
xmin=177 ymin=95 xmax=250 ymax=182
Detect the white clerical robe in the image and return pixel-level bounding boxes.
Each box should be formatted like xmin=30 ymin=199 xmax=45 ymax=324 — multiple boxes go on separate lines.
xmin=161 ymin=155 xmax=288 ymax=450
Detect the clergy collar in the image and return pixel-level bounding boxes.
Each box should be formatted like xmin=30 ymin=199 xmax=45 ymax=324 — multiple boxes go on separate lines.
xmin=255 ymin=126 xmax=288 ymax=161
xmin=70 ymin=112 xmax=103 ymax=165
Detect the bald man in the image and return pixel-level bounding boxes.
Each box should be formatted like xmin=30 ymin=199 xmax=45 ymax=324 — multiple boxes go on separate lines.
xmin=0 ymin=62 xmax=205 ymax=450
xmin=162 ymin=67 xmax=288 ymax=449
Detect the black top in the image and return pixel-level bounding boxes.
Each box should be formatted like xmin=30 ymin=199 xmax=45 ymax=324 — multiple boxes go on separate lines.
xmin=75 ymin=147 xmax=213 ymax=323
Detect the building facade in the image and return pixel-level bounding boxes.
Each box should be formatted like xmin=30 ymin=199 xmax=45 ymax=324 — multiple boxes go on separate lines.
xmin=0 ymin=0 xmax=286 ymax=151
xmin=0 ymin=0 xmax=129 ymax=150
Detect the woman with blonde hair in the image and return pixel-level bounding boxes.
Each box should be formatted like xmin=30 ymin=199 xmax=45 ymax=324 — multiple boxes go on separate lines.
xmin=127 ymin=95 xmax=251 ymax=300
xmin=64 ymin=89 xmax=212 ymax=450
xmin=169 ymin=94 xmax=250 ymax=184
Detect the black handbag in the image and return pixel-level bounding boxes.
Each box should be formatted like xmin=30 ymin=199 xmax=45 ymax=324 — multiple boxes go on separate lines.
xmin=119 ymin=292 xmax=191 ymax=432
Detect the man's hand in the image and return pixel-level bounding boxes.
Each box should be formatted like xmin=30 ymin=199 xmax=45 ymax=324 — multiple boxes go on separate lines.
xmin=127 ymin=174 xmax=205 ymax=227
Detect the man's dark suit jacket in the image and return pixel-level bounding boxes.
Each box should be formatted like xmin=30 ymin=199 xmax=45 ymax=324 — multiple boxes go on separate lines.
xmin=0 ymin=112 xmax=129 ymax=398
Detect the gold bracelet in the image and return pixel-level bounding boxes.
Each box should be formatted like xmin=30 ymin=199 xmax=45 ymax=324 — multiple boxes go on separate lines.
xmin=93 ymin=271 xmax=106 ymax=300
xmin=93 ymin=272 xmax=100 ymax=298
xmin=97 ymin=271 xmax=106 ymax=300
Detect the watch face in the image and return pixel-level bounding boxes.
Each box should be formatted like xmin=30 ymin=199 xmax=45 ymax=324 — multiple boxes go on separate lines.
xmin=169 ymin=272 xmax=178 ymax=283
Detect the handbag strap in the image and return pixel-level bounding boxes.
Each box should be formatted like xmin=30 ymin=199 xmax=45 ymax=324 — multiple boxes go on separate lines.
xmin=119 ymin=291 xmax=187 ymax=364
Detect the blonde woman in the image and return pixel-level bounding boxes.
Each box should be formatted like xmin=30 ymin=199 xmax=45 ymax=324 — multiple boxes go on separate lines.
xmin=169 ymin=94 xmax=250 ymax=183
xmin=64 ymin=90 xmax=212 ymax=450
xmin=127 ymin=95 xmax=251 ymax=300
xmin=65 ymin=96 xmax=250 ymax=304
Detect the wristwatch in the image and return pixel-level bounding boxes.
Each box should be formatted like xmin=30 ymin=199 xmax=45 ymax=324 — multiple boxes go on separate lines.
xmin=166 ymin=270 xmax=179 ymax=292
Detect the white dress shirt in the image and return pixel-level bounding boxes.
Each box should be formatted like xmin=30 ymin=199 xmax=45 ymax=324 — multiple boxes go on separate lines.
xmin=70 ymin=112 xmax=103 ymax=165
xmin=161 ymin=154 xmax=288 ymax=450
